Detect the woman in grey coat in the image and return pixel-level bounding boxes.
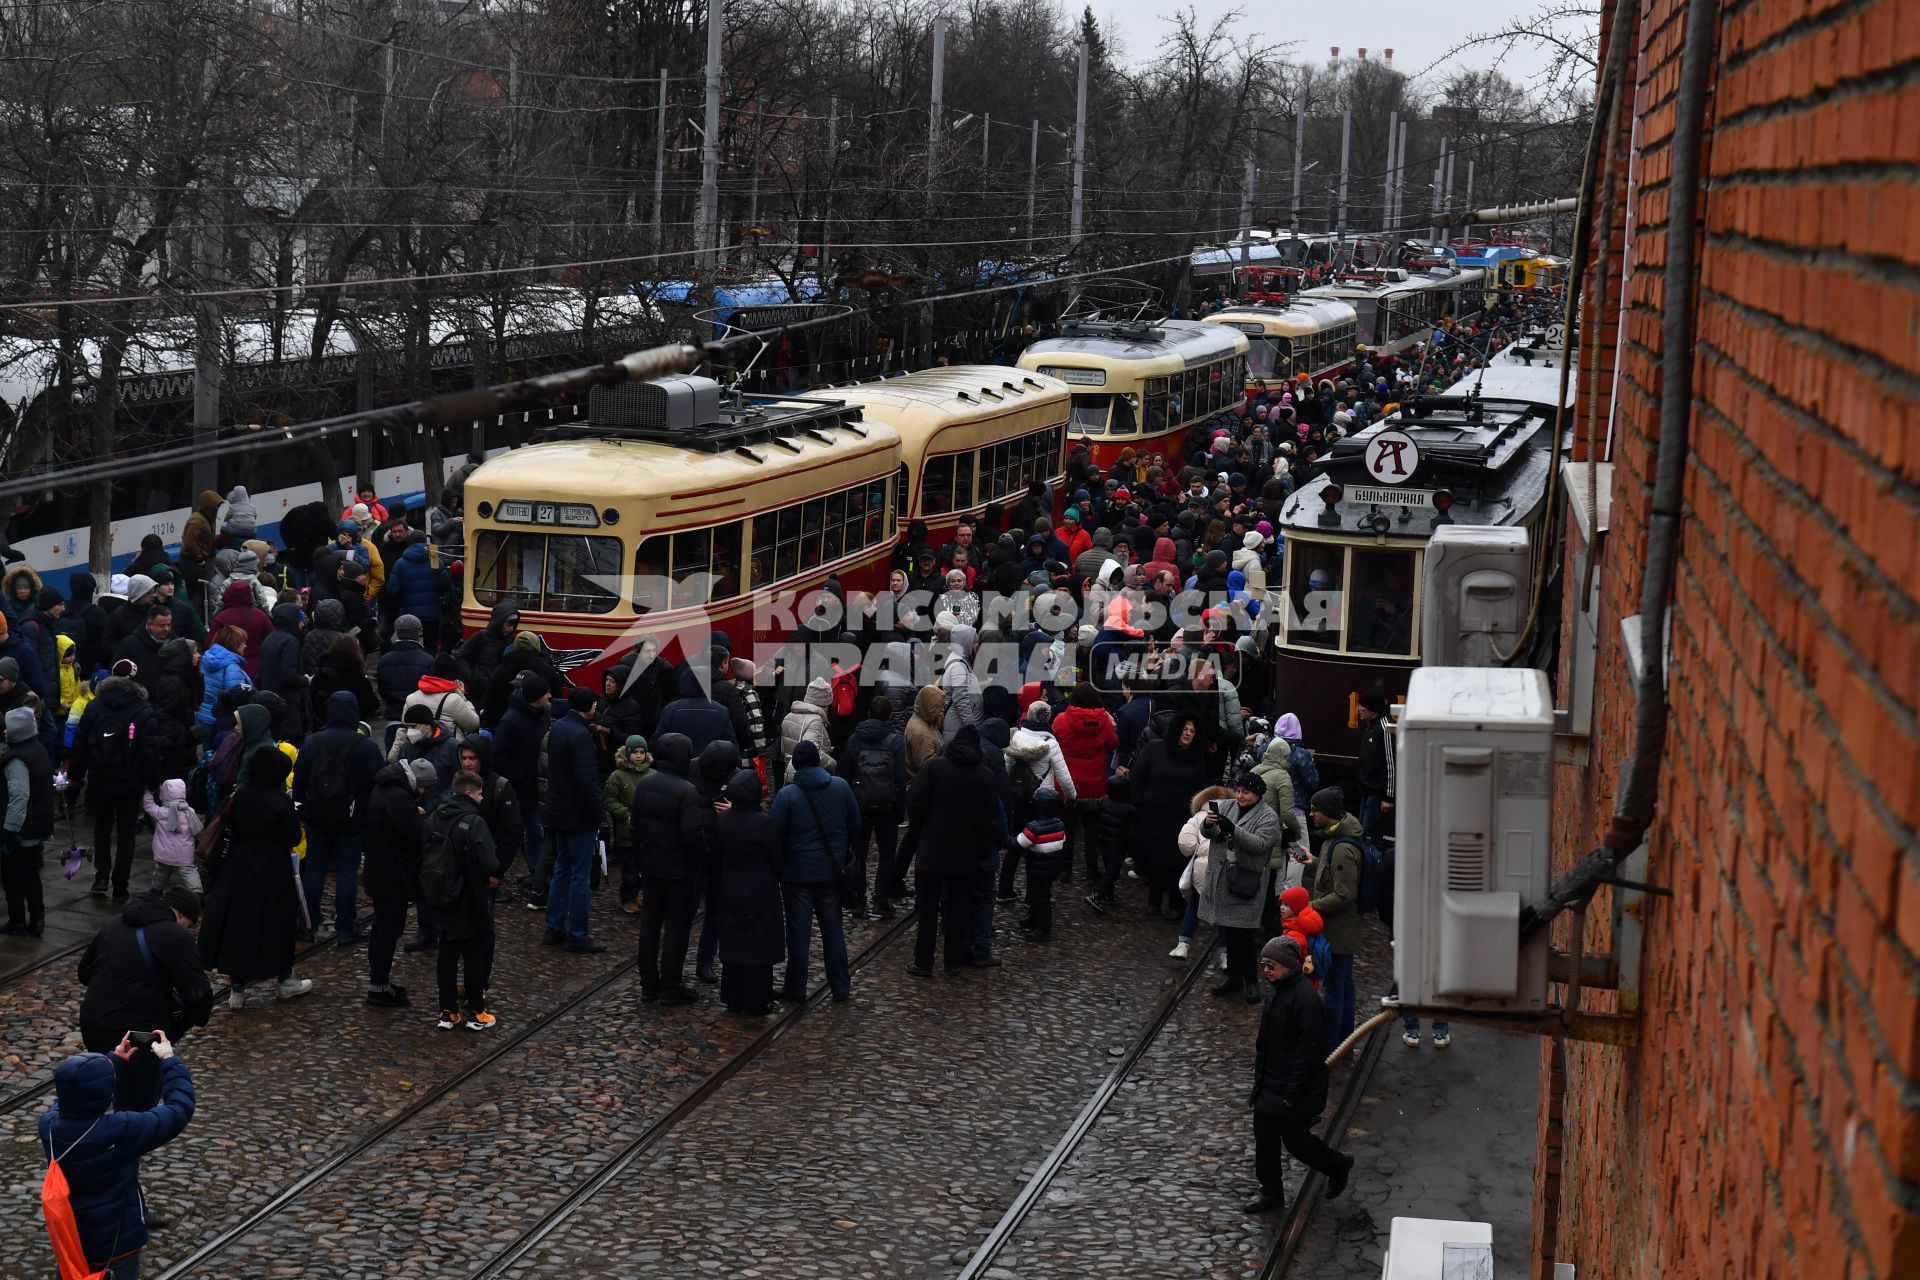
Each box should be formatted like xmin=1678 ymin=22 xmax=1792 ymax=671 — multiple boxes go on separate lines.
xmin=1197 ymin=773 xmax=1280 ymax=1003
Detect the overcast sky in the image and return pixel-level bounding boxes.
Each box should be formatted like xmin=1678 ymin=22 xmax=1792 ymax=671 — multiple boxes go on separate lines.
xmin=1089 ymin=0 xmax=1581 ymax=91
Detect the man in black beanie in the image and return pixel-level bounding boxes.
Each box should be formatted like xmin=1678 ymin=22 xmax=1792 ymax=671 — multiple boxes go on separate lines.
xmin=1355 ymin=688 xmax=1390 ymax=836
xmin=1244 ymin=934 xmax=1354 ymax=1212
xmin=1305 ymin=787 xmax=1366 ymax=1042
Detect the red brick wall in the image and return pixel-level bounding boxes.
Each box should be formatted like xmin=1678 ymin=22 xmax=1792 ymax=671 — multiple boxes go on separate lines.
xmin=1543 ymin=0 xmax=1920 ymax=1277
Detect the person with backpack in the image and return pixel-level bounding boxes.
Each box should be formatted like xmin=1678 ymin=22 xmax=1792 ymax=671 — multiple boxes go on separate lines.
xmin=2 ymin=706 xmax=57 ymax=934
xmin=839 ymin=695 xmax=906 ymax=919
xmin=194 ymin=626 xmax=253 ymax=730
xmin=76 ymin=880 xmax=210 ymax=1119
xmin=1276 ymin=711 xmax=1318 ymax=810
xmin=397 ymin=654 xmax=479 ymax=742
xmin=777 ymin=675 xmax=835 ymax=782
xmin=1277 ymin=885 xmax=1332 ymax=993
xmin=38 ymin=1034 xmax=196 ymax=1280
xmin=457 ymin=738 xmax=523 ymax=891
xmin=292 ymin=691 xmax=385 ymax=944
xmin=1250 ymin=734 xmax=1309 ymax=890
xmin=423 ymin=770 xmax=501 ymax=1031
xmin=199 ymin=749 xmax=314 ymax=1011
xmin=362 ymin=759 xmax=434 ymax=1008
xmin=997 ymin=702 xmax=1076 ymax=904
xmin=69 ymin=665 xmax=160 ymax=903
xmin=1305 ymin=787 xmax=1366 ymax=1043
xmin=769 ymin=740 xmax=859 ymax=1002
xmin=629 ymin=732 xmax=704 ymax=1003
xmin=1085 ymin=772 xmax=1137 ymax=915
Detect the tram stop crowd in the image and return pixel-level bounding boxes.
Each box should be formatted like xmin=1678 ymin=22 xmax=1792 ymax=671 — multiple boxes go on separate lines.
xmin=14 ymin=337 xmax=1510 ymax=1276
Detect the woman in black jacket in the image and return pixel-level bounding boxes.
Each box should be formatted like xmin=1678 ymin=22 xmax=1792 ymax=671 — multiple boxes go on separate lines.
xmin=308 ymin=634 xmax=378 ymax=727
xmin=1129 ymin=713 xmax=1209 ymax=917
xmin=713 ymin=769 xmax=782 ymax=1015
xmin=362 ymin=759 xmax=430 ymax=1005
xmin=199 ymin=749 xmax=312 ymax=1009
xmin=146 ymin=638 xmax=203 ymax=781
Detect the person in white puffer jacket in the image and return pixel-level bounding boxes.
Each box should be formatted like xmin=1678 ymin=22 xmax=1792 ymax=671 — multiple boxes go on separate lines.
xmin=779 ymin=676 xmax=834 ymax=782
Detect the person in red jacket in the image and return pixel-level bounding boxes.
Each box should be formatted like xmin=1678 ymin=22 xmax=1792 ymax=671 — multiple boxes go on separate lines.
xmin=1052 ymin=681 xmax=1119 ymax=893
xmin=210 ymin=580 xmax=273 ymax=677
xmin=1277 ymin=885 xmax=1328 ymax=991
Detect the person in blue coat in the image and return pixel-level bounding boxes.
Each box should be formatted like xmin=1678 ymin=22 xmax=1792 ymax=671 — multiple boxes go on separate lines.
xmin=543 ymin=686 xmax=608 ymax=953
xmin=38 ymin=1036 xmax=196 ymax=1278
xmin=194 ymin=627 xmax=253 ymax=729
xmin=381 ymin=536 xmax=450 ymax=651
xmin=768 ymin=740 xmax=859 ymax=1002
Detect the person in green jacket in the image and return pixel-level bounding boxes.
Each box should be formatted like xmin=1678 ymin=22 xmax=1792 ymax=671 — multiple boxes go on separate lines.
xmin=1305 ymin=787 xmax=1365 ymax=1043
xmin=601 ymin=735 xmax=652 ymax=915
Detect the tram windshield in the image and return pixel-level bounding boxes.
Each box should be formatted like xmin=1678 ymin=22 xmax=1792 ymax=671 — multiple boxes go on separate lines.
xmin=1068 ymin=393 xmax=1112 ymax=433
xmin=1347 ymin=548 xmax=1416 ymax=655
xmin=1246 ymin=336 xmax=1285 ymax=381
xmin=1281 ymin=539 xmax=1421 ymax=657
xmin=472 ymin=530 xmax=623 ymax=614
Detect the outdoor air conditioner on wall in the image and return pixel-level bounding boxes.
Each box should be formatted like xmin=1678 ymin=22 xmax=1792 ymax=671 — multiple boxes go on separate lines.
xmin=1392 ymin=667 xmax=1553 ymax=1012
xmin=1420 ymin=525 xmax=1530 ymax=668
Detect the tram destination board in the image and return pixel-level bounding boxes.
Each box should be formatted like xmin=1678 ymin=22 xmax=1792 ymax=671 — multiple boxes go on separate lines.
xmin=1349 ymin=485 xmax=1437 ymax=508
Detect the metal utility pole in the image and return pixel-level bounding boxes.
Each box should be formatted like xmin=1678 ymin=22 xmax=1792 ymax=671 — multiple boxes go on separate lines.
xmin=1238 ymin=139 xmax=1255 ymax=298
xmin=191 ymin=205 xmax=222 ymax=497
xmin=1070 ymin=39 xmax=1088 ymax=245
xmin=928 ymin=15 xmax=946 ymax=190
xmin=1290 ymin=112 xmax=1303 ymax=240
xmin=821 ymin=96 xmax=838 ymax=292
xmin=1442 ymin=148 xmax=1456 ymax=246
xmin=1462 ymin=160 xmax=1476 ymax=245
xmin=1430 ymin=150 xmax=1445 ymax=244
xmin=1394 ymin=122 xmax=1409 ymax=233
xmin=651 ymin=68 xmax=668 ymax=243
xmin=696 ymin=0 xmax=723 ymax=274
xmin=380 ymin=43 xmax=394 ymax=152
xmin=1028 ymin=118 xmax=1039 ymax=237
xmin=747 ymin=95 xmax=764 ymax=233
xmin=1336 ymin=109 xmax=1351 ymax=255
xmin=1382 ymin=109 xmax=1397 ymax=235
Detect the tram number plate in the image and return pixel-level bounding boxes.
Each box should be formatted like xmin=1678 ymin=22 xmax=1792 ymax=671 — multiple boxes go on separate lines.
xmin=1350 ymin=485 xmax=1436 ymax=508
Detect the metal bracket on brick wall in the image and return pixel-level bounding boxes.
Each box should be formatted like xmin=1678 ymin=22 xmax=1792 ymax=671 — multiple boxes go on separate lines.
xmin=1547 ymin=948 xmax=1617 ymax=989
xmin=1380 ymin=999 xmax=1641 ymax=1048
xmin=1611 ymin=841 xmax=1650 ymax=1017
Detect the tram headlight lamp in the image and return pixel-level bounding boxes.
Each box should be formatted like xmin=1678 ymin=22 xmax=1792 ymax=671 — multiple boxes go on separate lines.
xmin=1433 ymin=489 xmax=1454 ymax=524
xmin=1320 ymin=483 xmax=1343 ymax=508
xmin=603 ymin=507 xmax=620 ymax=526
xmin=476 ymin=501 xmax=493 ymax=519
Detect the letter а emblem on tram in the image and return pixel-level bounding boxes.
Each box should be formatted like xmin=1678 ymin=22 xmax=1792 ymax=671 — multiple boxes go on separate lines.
xmin=1363 ymin=429 xmax=1422 ymax=485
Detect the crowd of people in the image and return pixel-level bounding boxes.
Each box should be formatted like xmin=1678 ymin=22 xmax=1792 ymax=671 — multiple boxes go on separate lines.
xmin=8 ymin=330 xmax=1535 ymax=1277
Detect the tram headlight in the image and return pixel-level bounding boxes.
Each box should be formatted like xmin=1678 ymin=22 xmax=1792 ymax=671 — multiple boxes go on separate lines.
xmin=1433 ymin=489 xmax=1454 ymax=524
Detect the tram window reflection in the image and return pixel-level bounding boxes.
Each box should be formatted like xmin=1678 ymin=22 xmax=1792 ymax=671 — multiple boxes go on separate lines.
xmin=472 ymin=531 xmax=543 ymax=610
xmin=1144 ymin=377 xmax=1169 ymax=431
xmin=923 ymin=455 xmax=956 ymax=514
xmin=631 ymin=535 xmax=670 ymax=613
xmin=1246 ymin=340 xmax=1279 ymax=382
xmin=1068 ymin=394 xmax=1111 ymax=434
xmin=710 ymin=521 xmax=743 ymax=601
xmin=1347 ymin=549 xmax=1415 ymax=656
xmin=1110 ymin=395 xmax=1139 ymax=436
xmin=750 ymin=515 xmax=774 ymax=589
xmin=669 ymin=529 xmax=709 ymax=608
xmin=545 ymin=536 xmax=622 ymax=615
xmin=1285 ymin=545 xmax=1345 ymax=649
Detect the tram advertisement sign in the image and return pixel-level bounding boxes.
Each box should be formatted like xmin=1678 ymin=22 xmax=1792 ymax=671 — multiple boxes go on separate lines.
xmin=1363 ymin=429 xmax=1422 ymax=485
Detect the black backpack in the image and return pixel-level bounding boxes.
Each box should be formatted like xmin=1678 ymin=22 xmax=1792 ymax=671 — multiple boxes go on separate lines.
xmin=419 ymin=811 xmax=473 ymax=908
xmin=302 ymin=740 xmax=357 ymax=830
xmin=853 ymin=741 xmax=897 ymax=812
xmin=87 ymin=701 xmax=137 ymax=779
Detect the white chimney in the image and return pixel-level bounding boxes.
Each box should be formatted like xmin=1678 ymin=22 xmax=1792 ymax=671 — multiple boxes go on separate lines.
xmin=1358 ymin=47 xmax=1368 ymax=59
xmin=1384 ymin=48 xmax=1395 ymax=63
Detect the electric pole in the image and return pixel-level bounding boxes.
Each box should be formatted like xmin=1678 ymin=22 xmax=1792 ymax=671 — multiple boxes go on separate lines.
xmin=928 ymin=16 xmax=946 ymax=191
xmin=695 ymin=0 xmax=723 ymax=274
xmin=1070 ymin=39 xmax=1088 ymax=246
xmin=651 ymin=68 xmax=668 ymax=244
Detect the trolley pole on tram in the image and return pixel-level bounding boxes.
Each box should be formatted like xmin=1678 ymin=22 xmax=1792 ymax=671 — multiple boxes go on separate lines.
xmin=651 ymin=67 xmax=668 ymax=244
xmin=191 ymin=201 xmax=222 ymax=498
xmin=1462 ymin=160 xmax=1475 ymax=246
xmin=1336 ymin=109 xmax=1351 ymax=263
xmin=1070 ymin=39 xmax=1088 ymax=247
xmin=929 ymin=16 xmax=946 ymax=191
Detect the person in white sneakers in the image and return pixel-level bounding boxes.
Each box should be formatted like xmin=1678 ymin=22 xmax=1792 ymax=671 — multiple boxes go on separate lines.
xmin=198 ymin=749 xmax=315 ymax=1009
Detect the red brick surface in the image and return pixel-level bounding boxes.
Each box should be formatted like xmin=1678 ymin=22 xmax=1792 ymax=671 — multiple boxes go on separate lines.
xmin=1543 ymin=0 xmax=1920 ymax=1276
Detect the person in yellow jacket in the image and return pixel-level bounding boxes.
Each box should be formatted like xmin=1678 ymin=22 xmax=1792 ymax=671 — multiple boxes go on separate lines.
xmin=53 ymin=632 xmax=79 ymax=718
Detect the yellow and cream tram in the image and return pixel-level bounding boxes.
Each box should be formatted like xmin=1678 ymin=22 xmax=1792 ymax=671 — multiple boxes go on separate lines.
xmin=1296 ymin=266 xmax=1487 ymax=358
xmin=1203 ymin=299 xmax=1361 ymax=391
xmin=1015 ymin=318 xmax=1249 ymax=469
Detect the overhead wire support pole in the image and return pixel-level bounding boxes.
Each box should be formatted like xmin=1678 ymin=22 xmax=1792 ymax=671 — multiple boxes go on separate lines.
xmin=822 ymin=96 xmax=837 ymax=295
xmin=747 ymin=94 xmax=764 ymax=234
xmin=1028 ymin=118 xmax=1039 ymax=238
xmin=928 ymin=15 xmax=946 ymax=191
xmin=1383 ymin=109 xmax=1398 ymax=240
xmin=1463 ymin=159 xmax=1475 ymax=246
xmin=1395 ymin=122 xmax=1409 ymax=235
xmin=695 ymin=0 xmax=723 ymax=276
xmin=1070 ymin=39 xmax=1088 ymax=246
xmin=1290 ymin=112 xmax=1303 ymax=241
xmin=1336 ymin=108 xmax=1351 ymax=261
xmin=982 ymin=112 xmax=990 ymax=167
xmin=1238 ymin=135 xmax=1254 ymax=299
xmin=651 ymin=67 xmax=667 ymax=243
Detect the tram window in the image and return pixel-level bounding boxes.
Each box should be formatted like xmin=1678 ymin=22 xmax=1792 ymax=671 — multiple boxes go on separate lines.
xmin=923 ymin=454 xmax=957 ymax=514
xmin=1347 ymin=548 xmax=1416 ymax=656
xmin=631 ymin=534 xmax=671 ymax=613
xmin=670 ymin=528 xmax=709 ymax=608
xmin=775 ymin=505 xmax=802 ymax=580
xmin=1246 ymin=339 xmax=1280 ymax=382
xmin=800 ymin=498 xmax=826 ymax=569
xmin=1068 ymin=394 xmax=1111 ymax=434
xmin=1209 ymin=364 xmax=1226 ymax=414
xmin=1144 ymin=377 xmax=1169 ymax=432
xmin=543 ymin=535 xmax=622 ymax=615
xmin=895 ymin=464 xmax=910 ymax=521
xmin=1354 ymin=300 xmax=1378 ymax=345
xmin=471 ymin=531 xmax=545 ymax=610
xmin=954 ymin=450 xmax=975 ymax=509
xmin=823 ymin=491 xmax=846 ymax=561
xmin=1110 ymin=395 xmax=1139 ymax=436
xmin=866 ymin=478 xmax=889 ymax=543
xmin=710 ymin=521 xmax=743 ymax=601
xmin=750 ymin=514 xmax=774 ymax=588
xmin=1285 ymin=544 xmax=1345 ymax=649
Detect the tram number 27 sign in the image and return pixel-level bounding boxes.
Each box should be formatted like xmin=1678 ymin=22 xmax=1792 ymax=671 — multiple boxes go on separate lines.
xmin=1363 ymin=429 xmax=1422 ymax=485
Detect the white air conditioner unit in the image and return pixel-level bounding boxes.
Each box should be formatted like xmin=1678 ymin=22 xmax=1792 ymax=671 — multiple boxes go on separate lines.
xmin=1393 ymin=667 xmax=1552 ymax=1012
xmin=1420 ymin=525 xmax=1529 ymax=667
xmin=1382 ymin=1217 xmax=1493 ymax=1279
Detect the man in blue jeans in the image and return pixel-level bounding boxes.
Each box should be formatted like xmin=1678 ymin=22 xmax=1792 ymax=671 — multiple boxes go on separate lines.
xmin=769 ymin=741 xmax=857 ymax=1001
xmin=1305 ymin=786 xmax=1366 ymax=1044
xmin=542 ymin=687 xmax=607 ymax=953
xmin=293 ymin=691 xmax=385 ymax=942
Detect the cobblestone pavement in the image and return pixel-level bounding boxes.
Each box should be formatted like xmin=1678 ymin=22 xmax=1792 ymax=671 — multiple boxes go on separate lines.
xmin=984 ymin=920 xmax=1398 ymax=1280
xmin=487 ymin=896 xmax=1208 ymax=1280
xmin=1288 ymin=1016 xmax=1542 ymax=1277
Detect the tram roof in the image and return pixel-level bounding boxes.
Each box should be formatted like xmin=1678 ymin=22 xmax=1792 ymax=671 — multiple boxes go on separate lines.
xmin=1019 ymin=318 xmax=1246 ymax=366
xmin=1298 ymin=266 xmax=1484 ymax=300
xmin=466 ymin=399 xmax=900 ymax=498
xmin=1278 ymin=396 xmax=1555 ymax=538
xmin=1205 ymin=300 xmax=1359 ymax=334
xmin=831 ymin=366 xmax=1068 ymax=430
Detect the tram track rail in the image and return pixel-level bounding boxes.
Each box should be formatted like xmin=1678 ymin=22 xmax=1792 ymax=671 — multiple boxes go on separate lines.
xmin=955 ymin=943 xmax=1214 ymax=1279
xmin=154 ymin=908 xmax=917 ymax=1279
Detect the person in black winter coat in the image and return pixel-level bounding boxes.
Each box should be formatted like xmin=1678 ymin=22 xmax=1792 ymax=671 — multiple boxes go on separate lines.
xmin=483 ymin=631 xmax=569 ymax=729
xmin=292 ymin=690 xmax=386 ymax=943
xmin=541 ymin=687 xmax=605 ymax=951
xmin=690 ymin=737 xmax=740 ymax=982
xmin=425 ymin=773 xmax=500 ymax=1029
xmin=630 ymin=731 xmax=704 ymax=1002
xmin=145 ymin=639 xmax=202 ymax=782
xmin=1130 ymin=713 xmax=1210 ymax=916
xmin=377 ymin=614 xmax=435 ymax=722
xmin=300 ymin=598 xmax=346 ymax=676
xmin=76 ymin=887 xmax=213 ymax=1106
xmin=903 ymin=724 xmax=1005 ymax=975
xmin=713 ymin=769 xmax=783 ymax=1015
xmin=57 ymin=571 xmax=110 ymax=676
xmin=456 ymin=601 xmax=520 ymax=694
xmin=1243 ymin=935 xmax=1352 ymax=1213
xmin=257 ymin=603 xmax=308 ymax=740
xmin=493 ymin=676 xmax=550 ymax=886
xmin=653 ymin=686 xmax=738 ymax=758
xmin=69 ymin=672 xmax=162 ymax=901
xmin=307 ymin=633 xmax=378 ymax=728
xmin=198 ymin=750 xmax=314 ymax=1008
xmin=362 ymin=758 xmax=434 ymax=1006
xmin=606 ymin=643 xmax=674 ymax=741
xmin=458 ymin=737 xmax=524 ymax=884
xmin=1088 ymin=773 xmax=1137 ymax=907
xmin=840 ymin=695 xmax=907 ymax=918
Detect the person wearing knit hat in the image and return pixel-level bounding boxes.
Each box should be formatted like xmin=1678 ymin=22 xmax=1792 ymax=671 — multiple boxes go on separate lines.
xmin=624 ymin=734 xmax=648 ymax=754
xmin=1305 ymin=785 xmax=1366 ymax=1044
xmin=1244 ymin=929 xmax=1354 ymax=1214
xmin=0 ymin=705 xmax=51 ymax=935
xmin=392 ymin=614 xmax=424 ymax=644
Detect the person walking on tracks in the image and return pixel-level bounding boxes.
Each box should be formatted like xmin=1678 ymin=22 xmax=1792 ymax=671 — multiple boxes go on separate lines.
xmin=1243 ymin=935 xmax=1354 ymax=1214
xmin=903 ymin=724 xmax=1004 ymax=977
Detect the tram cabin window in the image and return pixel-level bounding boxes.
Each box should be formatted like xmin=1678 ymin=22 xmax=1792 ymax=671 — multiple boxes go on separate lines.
xmin=474 ymin=530 xmax=622 ymax=615
xmin=922 ymin=454 xmax=957 ymax=514
xmin=1110 ymin=394 xmax=1139 ymax=435
xmin=1285 ymin=545 xmax=1346 ymax=648
xmin=1347 ymin=548 xmax=1415 ymax=656
xmin=1069 ymin=393 xmax=1112 ymax=434
xmin=631 ymin=535 xmax=670 ymax=612
xmin=800 ymin=498 xmax=826 ymax=570
xmin=710 ymin=522 xmax=743 ymax=600
xmin=1247 ymin=338 xmax=1281 ymax=382
xmin=1144 ymin=378 xmax=1169 ymax=430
